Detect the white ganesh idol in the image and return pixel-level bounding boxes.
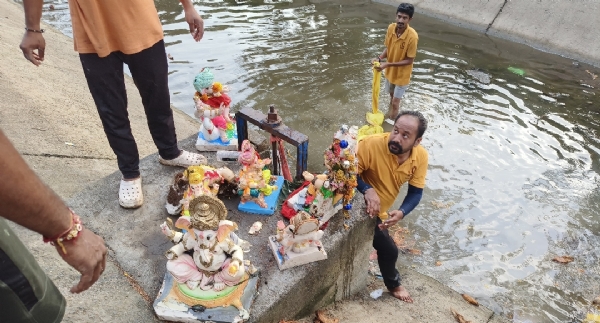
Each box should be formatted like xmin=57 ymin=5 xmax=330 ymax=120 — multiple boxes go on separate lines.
xmin=156 ymin=195 xmax=257 ymax=322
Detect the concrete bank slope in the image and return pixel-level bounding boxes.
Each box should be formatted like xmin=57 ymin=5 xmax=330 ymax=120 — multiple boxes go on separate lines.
xmin=374 ymin=0 xmax=600 ymax=67
xmin=1 ymin=0 xmax=197 ymax=322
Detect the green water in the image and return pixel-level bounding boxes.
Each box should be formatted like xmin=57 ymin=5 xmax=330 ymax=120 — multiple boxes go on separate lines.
xmin=35 ymin=0 xmax=600 ymax=321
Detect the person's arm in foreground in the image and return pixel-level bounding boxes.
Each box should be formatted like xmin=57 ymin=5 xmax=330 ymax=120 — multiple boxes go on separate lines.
xmin=20 ymin=0 xmax=45 ymax=66
xmin=180 ymin=0 xmax=205 ymax=41
xmin=0 ymin=130 xmax=107 ymax=293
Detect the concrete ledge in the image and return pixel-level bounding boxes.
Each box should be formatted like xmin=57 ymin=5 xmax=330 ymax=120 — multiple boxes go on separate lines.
xmin=373 ymin=0 xmax=600 ymax=67
xmin=68 ymin=134 xmax=373 ymax=322
xmin=374 ymin=0 xmax=504 ymax=33
xmin=488 ymin=0 xmax=600 ymax=66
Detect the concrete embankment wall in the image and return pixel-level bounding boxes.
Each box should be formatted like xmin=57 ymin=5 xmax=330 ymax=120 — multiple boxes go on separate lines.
xmin=374 ymin=0 xmax=600 ymax=67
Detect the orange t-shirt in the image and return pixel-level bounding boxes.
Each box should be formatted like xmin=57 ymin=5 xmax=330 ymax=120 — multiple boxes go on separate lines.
xmin=384 ymin=24 xmax=418 ymax=86
xmin=68 ymin=0 xmax=164 ymax=57
xmin=357 ymin=133 xmax=428 ymax=219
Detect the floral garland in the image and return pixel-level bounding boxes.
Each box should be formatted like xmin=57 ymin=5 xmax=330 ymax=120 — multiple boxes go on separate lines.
xmin=323 ymin=129 xmax=359 ymax=218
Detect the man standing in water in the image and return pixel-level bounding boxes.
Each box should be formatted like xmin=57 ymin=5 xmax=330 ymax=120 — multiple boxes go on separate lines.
xmin=357 ymin=110 xmax=428 ymax=303
xmin=19 ymin=0 xmax=207 ymax=209
xmin=373 ymin=3 xmax=418 ymax=122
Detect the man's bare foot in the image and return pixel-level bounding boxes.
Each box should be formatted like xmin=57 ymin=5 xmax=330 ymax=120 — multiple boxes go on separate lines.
xmin=389 ymin=285 xmax=413 ymax=303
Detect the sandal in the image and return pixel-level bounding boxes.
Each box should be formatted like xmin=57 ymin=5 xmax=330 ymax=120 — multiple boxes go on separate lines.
xmin=119 ymin=177 xmax=143 ymax=209
xmin=159 ymin=150 xmax=207 ymax=167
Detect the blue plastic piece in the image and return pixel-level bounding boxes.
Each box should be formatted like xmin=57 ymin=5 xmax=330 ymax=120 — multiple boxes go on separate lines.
xmin=340 ymin=140 xmax=348 ymax=149
xmin=238 ymin=176 xmax=284 ymax=215
xmin=343 ymin=203 xmax=352 ymax=210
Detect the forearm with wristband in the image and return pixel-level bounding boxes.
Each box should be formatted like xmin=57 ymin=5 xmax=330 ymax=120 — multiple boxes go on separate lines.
xmin=42 ymin=209 xmax=84 ymax=254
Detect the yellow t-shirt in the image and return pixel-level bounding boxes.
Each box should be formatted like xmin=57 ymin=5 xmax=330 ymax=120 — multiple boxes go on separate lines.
xmin=357 ymin=133 xmax=428 ymax=219
xmin=68 ymin=0 xmax=164 ymax=57
xmin=384 ymin=24 xmax=418 ymax=86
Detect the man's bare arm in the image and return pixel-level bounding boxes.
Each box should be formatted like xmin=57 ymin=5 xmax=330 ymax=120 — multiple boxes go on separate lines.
xmin=385 ymin=57 xmax=414 ymax=67
xmin=0 ymin=130 xmax=71 ymax=237
xmin=20 ymin=0 xmax=46 ymax=65
xmin=0 ymin=130 xmax=107 ymax=293
xmin=22 ymin=0 xmax=44 ymax=30
xmin=179 ymin=0 xmax=204 ymax=42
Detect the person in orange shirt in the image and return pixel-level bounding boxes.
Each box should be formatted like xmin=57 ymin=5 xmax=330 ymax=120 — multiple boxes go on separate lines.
xmin=373 ymin=3 xmax=418 ymax=123
xmin=19 ymin=0 xmax=207 ymax=209
xmin=357 ymin=110 xmax=429 ymax=303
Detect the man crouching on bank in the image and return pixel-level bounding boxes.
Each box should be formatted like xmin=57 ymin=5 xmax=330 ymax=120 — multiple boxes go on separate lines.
xmin=356 ymin=110 xmax=428 ymax=303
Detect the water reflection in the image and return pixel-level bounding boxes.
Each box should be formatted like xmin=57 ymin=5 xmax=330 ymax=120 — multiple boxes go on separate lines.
xmin=31 ymin=0 xmax=600 ymax=321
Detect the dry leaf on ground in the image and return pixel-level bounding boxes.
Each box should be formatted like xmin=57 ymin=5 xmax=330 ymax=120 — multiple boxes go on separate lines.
xmin=586 ymin=69 xmax=598 ymax=80
xmin=435 ymin=261 xmax=443 ymax=266
xmin=553 ymin=255 xmax=574 ymax=264
xmin=462 ymin=293 xmax=479 ymax=306
xmin=451 ymin=308 xmax=472 ymax=323
xmin=406 ymin=248 xmax=421 ymax=255
xmin=314 ymin=310 xmax=339 ymax=323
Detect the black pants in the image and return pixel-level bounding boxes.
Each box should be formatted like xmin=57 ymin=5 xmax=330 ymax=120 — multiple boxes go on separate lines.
xmin=79 ymin=40 xmax=180 ymax=179
xmin=373 ymin=218 xmax=401 ymax=290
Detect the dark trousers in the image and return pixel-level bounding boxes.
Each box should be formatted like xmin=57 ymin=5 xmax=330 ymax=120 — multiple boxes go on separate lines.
xmin=79 ymin=40 xmax=180 ymax=179
xmin=373 ymin=218 xmax=401 ymax=290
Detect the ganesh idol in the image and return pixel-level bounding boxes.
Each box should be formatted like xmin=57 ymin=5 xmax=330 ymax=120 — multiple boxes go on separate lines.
xmin=192 ymin=68 xmax=235 ymax=144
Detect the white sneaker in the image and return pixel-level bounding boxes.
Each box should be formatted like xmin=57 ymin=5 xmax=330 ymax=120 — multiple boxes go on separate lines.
xmin=159 ymin=150 xmax=207 ymax=167
xmin=119 ymin=177 xmax=143 ymax=209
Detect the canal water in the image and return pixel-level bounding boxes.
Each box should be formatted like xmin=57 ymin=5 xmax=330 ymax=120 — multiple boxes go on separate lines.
xmin=33 ymin=0 xmax=600 ymax=321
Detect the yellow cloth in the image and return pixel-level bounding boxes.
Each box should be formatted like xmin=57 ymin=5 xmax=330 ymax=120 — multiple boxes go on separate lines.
xmin=68 ymin=0 xmax=164 ymax=57
xmin=372 ymin=62 xmax=382 ymax=114
xmin=358 ymin=62 xmax=385 ymax=140
xmin=357 ymin=133 xmax=428 ymax=219
xmin=384 ymin=24 xmax=418 ymax=86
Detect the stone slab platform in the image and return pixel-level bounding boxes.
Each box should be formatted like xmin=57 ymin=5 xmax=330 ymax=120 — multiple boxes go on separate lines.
xmin=153 ymin=272 xmax=259 ymax=323
xmin=68 ymin=135 xmax=374 ymax=322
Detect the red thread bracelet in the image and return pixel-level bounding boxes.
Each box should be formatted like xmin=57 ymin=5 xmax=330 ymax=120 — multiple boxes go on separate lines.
xmin=43 ymin=210 xmax=84 ymax=254
xmin=43 ymin=210 xmax=74 ymax=243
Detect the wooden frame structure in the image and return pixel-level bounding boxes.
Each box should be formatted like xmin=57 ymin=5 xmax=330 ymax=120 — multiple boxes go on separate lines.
xmin=235 ymin=107 xmax=308 ymax=180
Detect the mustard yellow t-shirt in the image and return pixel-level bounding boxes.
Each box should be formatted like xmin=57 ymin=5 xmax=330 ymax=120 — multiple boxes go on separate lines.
xmin=68 ymin=0 xmax=164 ymax=57
xmin=357 ymin=133 xmax=428 ymax=219
xmin=384 ymin=24 xmax=418 ymax=86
